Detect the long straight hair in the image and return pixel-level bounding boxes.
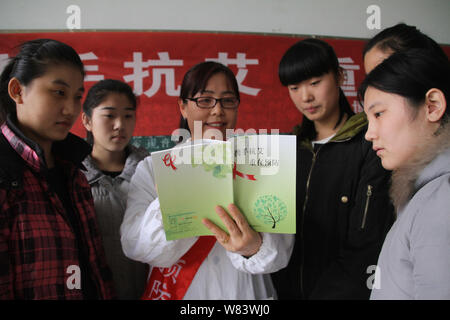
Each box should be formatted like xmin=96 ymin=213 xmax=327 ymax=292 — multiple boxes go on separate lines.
xmin=279 ymin=38 xmax=354 ymax=140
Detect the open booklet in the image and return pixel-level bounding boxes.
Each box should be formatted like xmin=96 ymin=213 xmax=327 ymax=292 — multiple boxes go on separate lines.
xmin=151 ymin=135 xmax=296 ymax=240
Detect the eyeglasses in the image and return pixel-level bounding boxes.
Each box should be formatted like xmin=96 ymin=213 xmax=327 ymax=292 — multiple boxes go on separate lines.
xmin=186 ymin=97 xmax=240 ymax=109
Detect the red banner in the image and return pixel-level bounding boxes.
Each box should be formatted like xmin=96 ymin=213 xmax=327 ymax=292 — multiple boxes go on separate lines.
xmin=1 ymin=32 xmax=449 ymax=140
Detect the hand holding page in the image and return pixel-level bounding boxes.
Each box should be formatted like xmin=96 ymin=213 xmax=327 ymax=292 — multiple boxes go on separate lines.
xmin=202 ymin=203 xmax=263 ymax=257
xmin=151 ymin=135 xmax=296 ymax=240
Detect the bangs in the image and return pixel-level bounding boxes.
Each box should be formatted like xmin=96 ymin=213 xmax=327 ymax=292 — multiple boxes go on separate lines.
xmin=180 ymin=61 xmax=240 ymax=101
xmin=279 ymin=39 xmax=339 ymax=86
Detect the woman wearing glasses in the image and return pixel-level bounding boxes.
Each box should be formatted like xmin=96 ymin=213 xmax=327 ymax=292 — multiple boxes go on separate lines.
xmin=120 ymin=61 xmax=294 ymax=300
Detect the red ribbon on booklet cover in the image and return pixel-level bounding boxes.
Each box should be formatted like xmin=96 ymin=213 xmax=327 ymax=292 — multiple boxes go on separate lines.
xmin=233 ymin=163 xmax=257 ymax=181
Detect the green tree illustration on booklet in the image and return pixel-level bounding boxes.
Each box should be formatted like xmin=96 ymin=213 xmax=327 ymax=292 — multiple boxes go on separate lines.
xmin=253 ymin=195 xmax=288 ymax=229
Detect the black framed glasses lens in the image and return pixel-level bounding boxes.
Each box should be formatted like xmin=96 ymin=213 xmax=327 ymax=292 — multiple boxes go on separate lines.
xmin=191 ymin=97 xmax=239 ymax=109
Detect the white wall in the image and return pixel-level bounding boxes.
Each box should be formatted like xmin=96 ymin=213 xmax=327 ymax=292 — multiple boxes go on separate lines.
xmin=0 ymin=0 xmax=449 ymax=44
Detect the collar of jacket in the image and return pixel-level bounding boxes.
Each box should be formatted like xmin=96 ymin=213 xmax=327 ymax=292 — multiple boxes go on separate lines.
xmin=82 ymin=144 xmax=148 ymax=184
xmin=295 ymin=112 xmax=368 ymax=150
xmin=1 ymin=114 xmax=92 ymax=173
xmin=390 ymin=122 xmax=450 ymax=212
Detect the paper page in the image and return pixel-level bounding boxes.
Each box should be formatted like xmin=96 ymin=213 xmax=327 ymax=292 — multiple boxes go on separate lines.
xmin=151 ymin=140 xmax=234 ymax=240
xmin=230 ymin=134 xmax=296 ymax=234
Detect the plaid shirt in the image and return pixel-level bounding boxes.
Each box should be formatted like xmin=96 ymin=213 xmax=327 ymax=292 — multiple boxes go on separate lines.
xmin=0 ymin=118 xmax=116 ymax=299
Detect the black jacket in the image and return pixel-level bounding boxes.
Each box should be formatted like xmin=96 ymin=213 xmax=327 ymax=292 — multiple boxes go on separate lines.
xmin=271 ymin=112 xmax=395 ymax=299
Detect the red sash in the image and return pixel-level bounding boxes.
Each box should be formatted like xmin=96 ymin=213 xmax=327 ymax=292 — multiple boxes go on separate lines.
xmin=141 ymin=236 xmax=216 ymax=300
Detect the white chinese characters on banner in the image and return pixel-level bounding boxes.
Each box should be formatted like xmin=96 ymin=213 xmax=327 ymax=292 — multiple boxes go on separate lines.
xmin=0 ymin=50 xmax=363 ymax=111
xmin=206 ymin=52 xmax=261 ymax=96
xmin=80 ymin=52 xmax=104 ymax=82
xmin=123 ymin=52 xmax=183 ymax=97
xmin=123 ymin=51 xmax=261 ymax=98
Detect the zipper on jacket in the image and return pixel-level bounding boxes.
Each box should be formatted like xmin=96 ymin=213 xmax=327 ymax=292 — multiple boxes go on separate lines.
xmin=361 ymin=184 xmax=372 ymax=230
xmin=297 ymin=117 xmax=365 ymax=297
xmin=299 ymin=146 xmax=321 ymax=298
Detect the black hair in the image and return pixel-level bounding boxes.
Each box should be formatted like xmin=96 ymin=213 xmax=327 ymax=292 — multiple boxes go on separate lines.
xmin=358 ymin=49 xmax=450 ymax=128
xmin=83 ymin=79 xmax=137 ymax=144
xmin=363 ymin=23 xmax=448 ymax=62
xmin=178 ymin=61 xmax=240 ymax=133
xmin=279 ymin=38 xmax=354 ymax=140
xmin=0 ymin=39 xmax=85 ymax=123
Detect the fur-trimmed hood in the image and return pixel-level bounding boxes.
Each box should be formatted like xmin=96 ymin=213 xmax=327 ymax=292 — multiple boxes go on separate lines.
xmin=390 ymin=123 xmax=450 ymax=212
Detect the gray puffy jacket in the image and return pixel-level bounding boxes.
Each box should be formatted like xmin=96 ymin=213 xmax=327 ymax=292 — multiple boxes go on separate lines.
xmin=83 ymin=145 xmax=149 ymax=299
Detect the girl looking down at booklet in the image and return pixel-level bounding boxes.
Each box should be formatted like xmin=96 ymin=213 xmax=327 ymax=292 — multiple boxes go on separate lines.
xmin=120 ymin=61 xmax=294 ymax=300
xmin=0 ymin=39 xmax=115 ymax=299
xmin=270 ymin=38 xmax=395 ymax=299
xmin=360 ymin=49 xmax=450 ymax=300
